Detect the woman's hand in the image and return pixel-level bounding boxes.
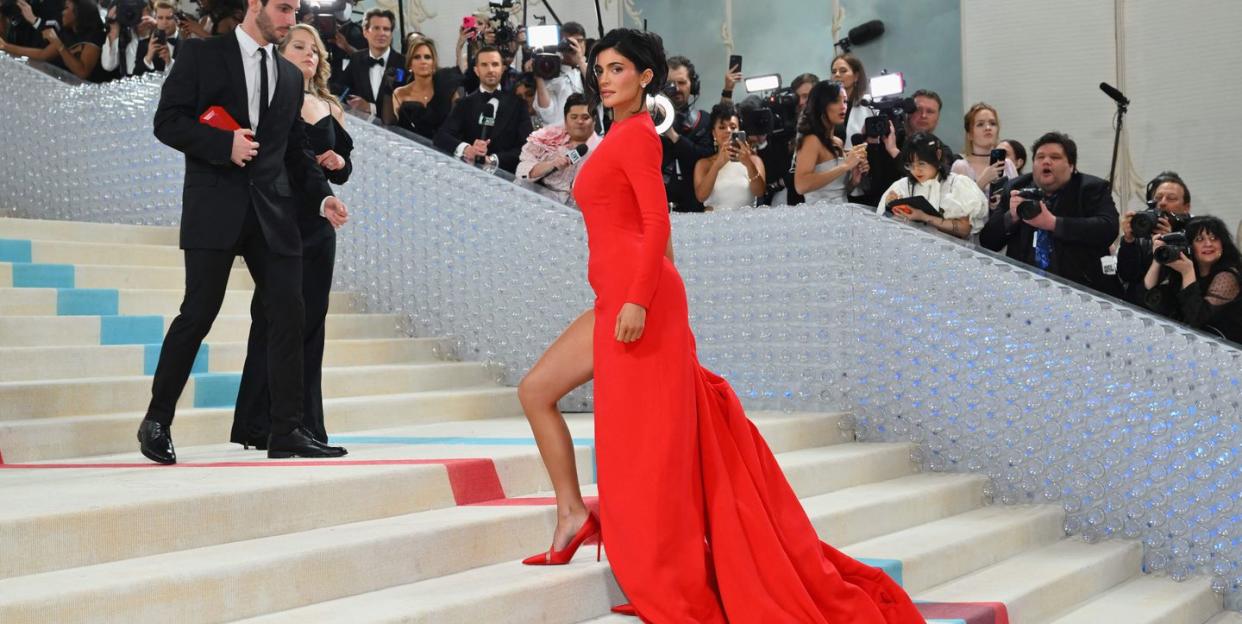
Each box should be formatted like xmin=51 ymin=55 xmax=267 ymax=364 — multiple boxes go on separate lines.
xmin=976 ymin=160 xmax=1004 ymax=187
xmin=316 ymin=150 xmax=346 ymax=171
xmin=714 ymin=143 xmax=733 ymax=167
xmin=17 ymin=0 xmax=36 ymax=25
xmin=615 ymin=303 xmax=646 ymax=343
xmin=844 ymin=143 xmax=866 ymax=169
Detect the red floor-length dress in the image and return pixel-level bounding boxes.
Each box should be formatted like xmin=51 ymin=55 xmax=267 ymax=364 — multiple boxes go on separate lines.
xmin=572 ymin=111 xmax=924 ymax=623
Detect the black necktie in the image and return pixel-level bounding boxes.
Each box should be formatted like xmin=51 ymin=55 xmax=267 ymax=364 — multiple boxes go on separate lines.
xmin=368 ymin=56 xmax=384 ymax=67
xmin=258 ymin=47 xmax=269 ymax=125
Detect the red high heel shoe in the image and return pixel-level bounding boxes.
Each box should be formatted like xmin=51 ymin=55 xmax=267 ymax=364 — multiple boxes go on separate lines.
xmin=610 ymin=603 xmax=637 ymax=616
xmin=522 ymin=512 xmax=602 ymax=565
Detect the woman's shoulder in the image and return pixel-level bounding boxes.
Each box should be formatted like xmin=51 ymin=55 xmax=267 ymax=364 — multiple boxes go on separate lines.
xmin=610 ymin=114 xmax=659 ymax=146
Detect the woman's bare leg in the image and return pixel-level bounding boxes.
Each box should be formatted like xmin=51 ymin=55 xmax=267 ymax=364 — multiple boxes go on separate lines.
xmin=518 ymin=309 xmax=595 ymax=550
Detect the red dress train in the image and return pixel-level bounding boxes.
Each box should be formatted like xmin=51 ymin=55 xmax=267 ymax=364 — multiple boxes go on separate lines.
xmin=572 ymin=112 xmax=924 ymax=623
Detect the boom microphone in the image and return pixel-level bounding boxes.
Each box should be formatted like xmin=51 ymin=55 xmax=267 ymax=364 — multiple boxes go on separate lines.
xmin=1099 ymin=82 xmax=1130 ymax=107
xmin=836 ymin=20 xmax=884 ymax=51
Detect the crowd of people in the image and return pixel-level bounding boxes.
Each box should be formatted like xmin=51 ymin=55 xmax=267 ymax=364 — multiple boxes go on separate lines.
xmin=4 ymin=0 xmax=1239 ymax=344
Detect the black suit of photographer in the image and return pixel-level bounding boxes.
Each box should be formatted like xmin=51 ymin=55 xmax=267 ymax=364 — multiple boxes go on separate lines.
xmin=663 ymin=108 xmax=713 ymax=212
xmin=337 ymin=47 xmax=404 ymax=111
xmin=147 ymin=31 xmax=334 ymax=436
xmin=980 ymin=172 xmax=1122 ymax=297
xmin=134 ymin=35 xmax=178 ymax=74
xmin=1117 ymin=237 xmax=1156 ymax=305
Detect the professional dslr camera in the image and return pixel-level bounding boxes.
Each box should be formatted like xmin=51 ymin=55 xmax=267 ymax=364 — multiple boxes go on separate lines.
xmin=527 ymin=23 xmax=574 ymax=81
xmin=1131 ymin=200 xmax=1191 ymax=239
xmin=1154 ymin=231 xmax=1191 ymax=264
xmin=860 ymin=71 xmax=915 ymax=139
xmin=1015 ymin=187 xmax=1047 ymax=220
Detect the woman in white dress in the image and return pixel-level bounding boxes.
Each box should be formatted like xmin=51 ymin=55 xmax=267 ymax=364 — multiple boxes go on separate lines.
xmin=794 ymin=80 xmax=867 ymax=205
xmin=879 ymin=132 xmax=988 ymax=240
xmin=694 ymin=103 xmax=765 ymax=211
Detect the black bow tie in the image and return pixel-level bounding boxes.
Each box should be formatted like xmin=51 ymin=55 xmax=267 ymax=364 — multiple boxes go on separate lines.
xmin=368 ymin=56 xmax=385 ymax=67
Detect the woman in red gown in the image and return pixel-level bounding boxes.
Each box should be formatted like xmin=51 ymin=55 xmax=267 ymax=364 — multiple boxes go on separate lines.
xmin=530 ymin=29 xmax=925 ymax=623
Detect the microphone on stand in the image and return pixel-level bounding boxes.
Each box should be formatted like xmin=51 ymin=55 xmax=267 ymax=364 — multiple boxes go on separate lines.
xmin=1099 ymin=82 xmax=1130 ymax=107
xmin=835 ymin=20 xmax=884 ymax=52
xmin=475 ymin=97 xmax=499 ymax=166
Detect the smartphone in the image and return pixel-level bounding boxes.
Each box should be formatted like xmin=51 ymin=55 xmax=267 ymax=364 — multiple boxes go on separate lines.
xmin=989 ymin=148 xmax=1006 ymax=165
xmin=154 ymin=29 xmax=167 ymax=45
xmin=728 ymin=54 xmax=742 ymax=73
xmin=462 ymin=15 xmax=479 ymax=39
xmin=730 ymin=130 xmax=747 ymax=145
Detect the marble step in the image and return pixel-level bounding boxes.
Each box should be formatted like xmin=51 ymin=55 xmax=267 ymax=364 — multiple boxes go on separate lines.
xmin=0 ymin=261 xmax=255 ymax=290
xmin=0 ymin=386 xmax=523 ymax=463
xmin=1 ymin=238 xmax=224 ymax=267
xmin=918 ymin=538 xmax=1144 ymax=623
xmin=0 ymin=312 xmax=403 ymax=347
xmin=0 ymin=337 xmax=449 ymax=382
xmin=0 ymin=287 xmax=357 ymax=317
xmin=1044 ymin=574 xmax=1219 ymax=624
xmin=0 ymin=361 xmax=497 ymax=421
xmin=0 ymin=217 xmax=179 ymax=245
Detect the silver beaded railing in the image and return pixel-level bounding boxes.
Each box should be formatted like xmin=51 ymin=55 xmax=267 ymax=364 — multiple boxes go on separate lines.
xmin=4 ymin=57 xmax=1242 ymax=607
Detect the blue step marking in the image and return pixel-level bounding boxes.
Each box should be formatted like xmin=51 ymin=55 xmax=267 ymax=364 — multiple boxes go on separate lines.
xmin=100 ymin=315 xmax=165 ymax=345
xmin=0 ymin=239 xmax=33 ymax=263
xmin=144 ymin=343 xmax=209 ymax=375
xmin=57 ymin=289 xmax=119 ymax=316
xmin=193 ymin=372 xmax=242 ymax=408
xmin=12 ymin=263 xmax=74 ymax=288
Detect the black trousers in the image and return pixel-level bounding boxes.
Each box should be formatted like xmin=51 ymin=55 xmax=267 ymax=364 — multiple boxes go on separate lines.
xmin=231 ymin=226 xmax=335 ymax=443
xmin=146 ymin=208 xmax=306 ymax=435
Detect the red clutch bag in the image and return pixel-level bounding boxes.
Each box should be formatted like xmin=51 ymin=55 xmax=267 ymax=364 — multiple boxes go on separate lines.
xmin=199 ymin=106 xmax=244 ymax=133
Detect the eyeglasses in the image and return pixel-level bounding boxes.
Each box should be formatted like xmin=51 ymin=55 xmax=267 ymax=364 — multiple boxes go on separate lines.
xmin=903 ymin=161 xmax=935 ymax=171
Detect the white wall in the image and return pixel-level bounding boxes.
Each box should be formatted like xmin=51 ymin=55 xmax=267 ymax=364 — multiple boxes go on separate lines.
xmin=962 ymin=0 xmax=1242 ymax=229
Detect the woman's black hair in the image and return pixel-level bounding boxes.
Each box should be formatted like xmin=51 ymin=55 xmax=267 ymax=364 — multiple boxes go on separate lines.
xmin=66 ymin=0 xmax=104 ymax=36
xmin=1000 ymin=138 xmax=1026 ymax=173
xmin=796 ymin=80 xmax=845 ymax=157
xmin=584 ymin=28 xmax=668 ymax=114
xmin=708 ymin=102 xmax=738 ymax=128
xmin=900 ymin=132 xmax=952 ymax=183
xmin=1184 ymin=216 xmax=1242 ymax=270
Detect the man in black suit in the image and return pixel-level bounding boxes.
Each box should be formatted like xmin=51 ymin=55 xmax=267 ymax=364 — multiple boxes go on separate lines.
xmin=980 ymin=131 xmax=1122 ymax=297
xmin=138 ymin=0 xmax=351 ymax=464
xmin=133 ymin=0 xmax=178 ymax=75
xmin=337 ymin=8 xmax=403 ymax=118
xmin=434 ymin=46 xmax=532 ymax=174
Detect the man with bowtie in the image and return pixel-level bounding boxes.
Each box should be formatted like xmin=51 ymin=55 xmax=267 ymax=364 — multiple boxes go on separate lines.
xmin=338 ymin=8 xmax=404 ymax=118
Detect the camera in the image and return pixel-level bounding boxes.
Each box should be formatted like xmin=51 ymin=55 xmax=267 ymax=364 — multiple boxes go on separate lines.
xmin=1131 ymin=200 xmax=1191 ymax=239
xmin=1154 ymin=232 xmax=1191 ymax=264
xmin=115 ymin=0 xmax=146 ymax=29
xmin=1015 ymin=187 xmax=1046 ymax=221
xmin=860 ymin=71 xmax=915 ymax=139
xmin=485 ymin=0 xmax=517 ymax=47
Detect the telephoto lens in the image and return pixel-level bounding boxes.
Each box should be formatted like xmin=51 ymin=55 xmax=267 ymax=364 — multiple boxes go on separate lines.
xmin=1154 ymin=232 xmax=1191 ymax=264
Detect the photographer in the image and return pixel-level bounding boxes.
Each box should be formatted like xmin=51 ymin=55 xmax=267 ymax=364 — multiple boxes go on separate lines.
xmin=662 ymin=55 xmax=714 ymax=212
xmin=979 ymin=132 xmax=1122 ymax=297
xmin=878 ymin=132 xmax=987 ymax=240
xmin=338 ymin=8 xmax=403 ymax=117
xmin=794 ymin=80 xmax=866 ymax=205
xmin=1142 ymin=216 xmax=1242 ymax=343
xmin=516 ymin=93 xmax=599 ymax=205
xmin=388 ymin=35 xmax=457 ymax=140
xmin=100 ymin=2 xmax=155 ymax=79
xmin=531 ymin=21 xmax=585 ymax=127
xmin=176 ymin=0 xmax=241 ymax=39
xmin=1117 ymin=172 xmax=1193 ymax=304
xmin=133 ymin=0 xmax=179 ymax=74
xmin=694 ymin=103 xmax=764 ymax=211
xmin=434 ymin=45 xmax=532 ymax=173
xmin=908 ymin=89 xmax=942 ymax=137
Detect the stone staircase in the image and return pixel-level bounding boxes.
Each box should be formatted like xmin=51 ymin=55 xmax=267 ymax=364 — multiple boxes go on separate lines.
xmin=0 ymin=217 xmax=1228 ymax=623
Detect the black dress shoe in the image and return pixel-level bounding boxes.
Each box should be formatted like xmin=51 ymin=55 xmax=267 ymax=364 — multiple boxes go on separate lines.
xmin=267 ymin=428 xmax=348 ymax=459
xmin=138 ymin=420 xmax=176 ymax=465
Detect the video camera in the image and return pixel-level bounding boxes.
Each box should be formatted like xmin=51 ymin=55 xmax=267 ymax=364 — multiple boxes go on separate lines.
xmin=1131 ymin=200 xmax=1191 ymax=239
xmin=740 ymin=74 xmax=797 ymax=141
xmin=485 ymin=0 xmax=517 ymax=47
xmin=303 ymin=0 xmax=350 ymax=40
xmin=526 ymin=24 xmax=572 ymax=81
xmin=860 ymin=72 xmax=915 ymax=139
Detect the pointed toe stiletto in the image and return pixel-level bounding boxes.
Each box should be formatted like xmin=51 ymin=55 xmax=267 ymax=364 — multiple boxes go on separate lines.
xmin=610 ymin=603 xmax=637 ymax=616
xmin=521 ymin=512 xmax=602 ymax=565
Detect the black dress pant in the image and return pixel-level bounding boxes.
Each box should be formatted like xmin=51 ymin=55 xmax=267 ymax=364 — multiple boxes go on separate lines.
xmin=231 ymin=225 xmax=335 ymax=443
xmin=146 ymin=208 xmax=306 ymax=435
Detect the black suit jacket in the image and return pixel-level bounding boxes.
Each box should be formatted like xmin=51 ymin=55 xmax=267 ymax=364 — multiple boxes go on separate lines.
xmin=133 ymin=36 xmax=178 ymax=75
xmin=979 ymin=172 xmax=1122 ymax=297
xmin=152 ymin=31 xmax=333 ymax=257
xmin=434 ymin=89 xmax=532 ymax=173
xmin=337 ymin=48 xmax=404 ymax=105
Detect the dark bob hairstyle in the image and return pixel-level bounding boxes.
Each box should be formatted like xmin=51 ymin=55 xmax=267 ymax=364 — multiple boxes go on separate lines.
xmin=584 ymin=28 xmax=668 ymax=114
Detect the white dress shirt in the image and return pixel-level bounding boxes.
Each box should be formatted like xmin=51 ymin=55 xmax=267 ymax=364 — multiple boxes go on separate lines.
xmin=142 ymin=37 xmax=177 ymax=72
xmin=877 ymin=172 xmax=989 ymax=234
xmin=367 ymin=51 xmax=386 ymax=101
xmin=235 ymin=25 xmax=277 ymax=128
xmin=100 ymin=32 xmax=142 ymax=75
xmin=533 ymin=64 xmax=583 ymax=127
